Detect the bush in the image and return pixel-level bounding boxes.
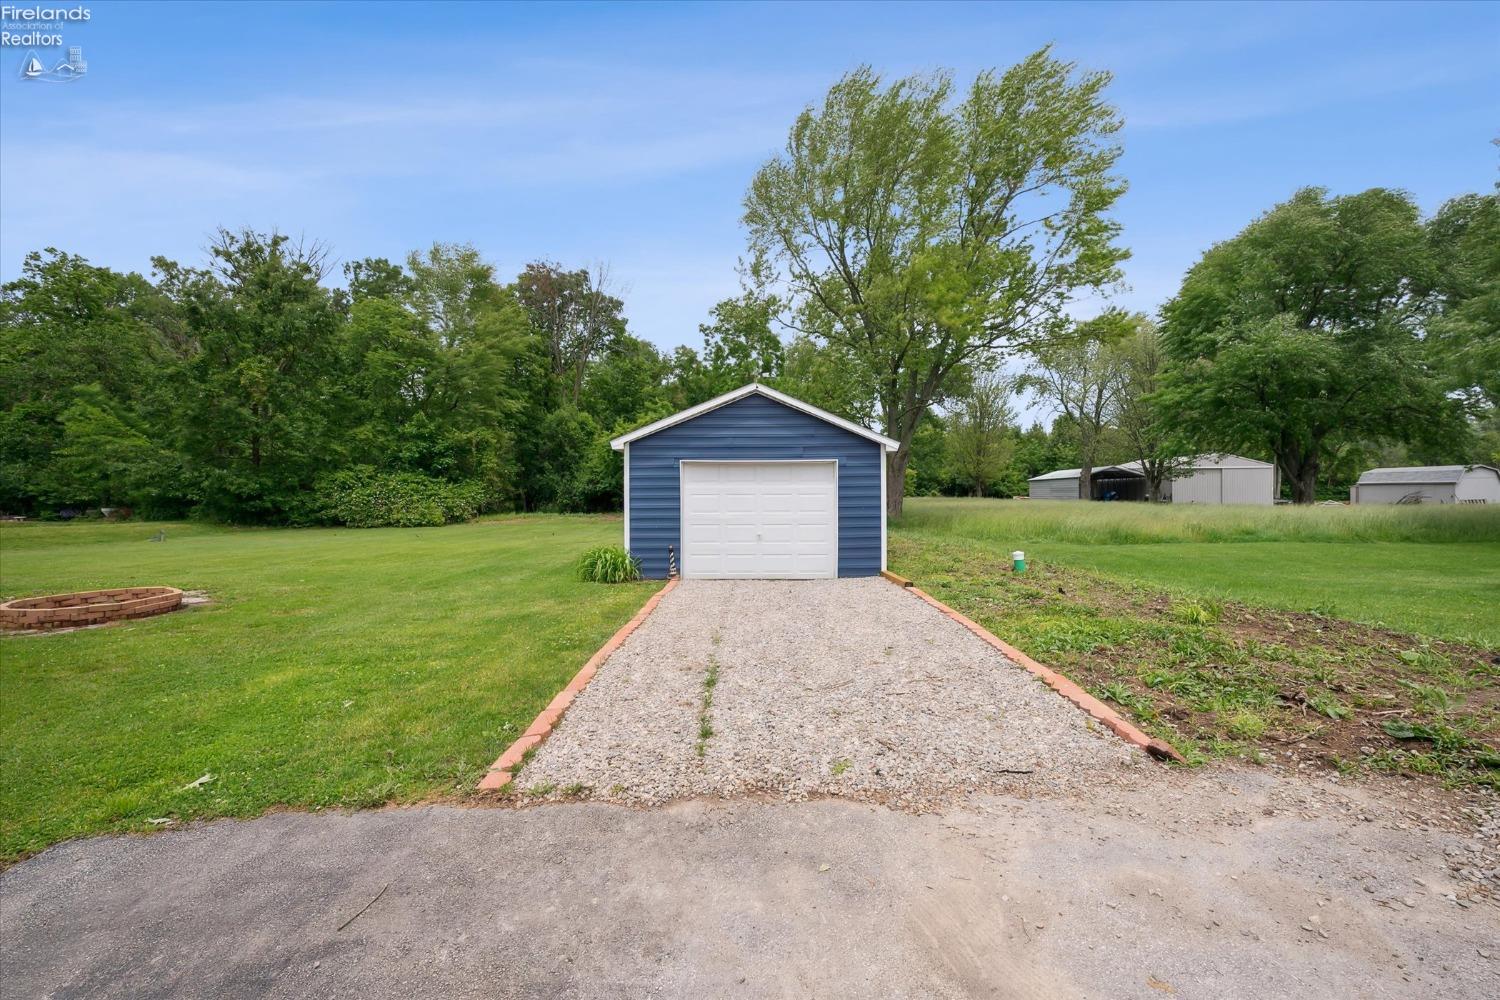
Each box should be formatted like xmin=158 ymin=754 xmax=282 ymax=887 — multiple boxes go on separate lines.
xmin=311 ymin=469 xmax=484 ymax=528
xmin=576 ymin=545 xmax=641 ymax=583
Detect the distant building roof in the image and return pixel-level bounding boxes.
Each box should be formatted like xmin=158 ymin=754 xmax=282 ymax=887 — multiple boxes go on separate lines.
xmin=1029 ymin=454 xmax=1271 ymax=482
xmin=1356 ymin=465 xmax=1499 ymax=486
xmin=1029 ymin=465 xmax=1139 ymax=482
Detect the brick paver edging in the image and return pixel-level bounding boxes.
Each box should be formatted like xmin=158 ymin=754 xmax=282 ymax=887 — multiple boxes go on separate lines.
xmin=476 ymin=577 xmax=680 ymax=791
xmin=893 ymin=579 xmax=1186 ymax=764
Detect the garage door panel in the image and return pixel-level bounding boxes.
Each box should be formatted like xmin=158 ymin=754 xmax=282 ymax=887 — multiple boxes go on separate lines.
xmin=723 ymin=494 xmax=757 ymax=514
xmin=758 ymin=523 xmax=797 ymax=544
xmin=723 ymin=465 xmax=757 ymax=483
xmin=759 ymin=492 xmax=797 ymax=513
xmin=681 ymin=462 xmax=837 ymax=579
xmin=683 ymin=492 xmax=723 ymax=515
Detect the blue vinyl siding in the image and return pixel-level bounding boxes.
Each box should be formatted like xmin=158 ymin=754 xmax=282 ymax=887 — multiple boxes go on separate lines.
xmin=626 ymin=394 xmax=884 ymax=578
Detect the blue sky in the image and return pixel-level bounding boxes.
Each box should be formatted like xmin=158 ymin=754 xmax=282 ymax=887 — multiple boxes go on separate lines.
xmin=2 ymin=0 xmax=1496 ymax=362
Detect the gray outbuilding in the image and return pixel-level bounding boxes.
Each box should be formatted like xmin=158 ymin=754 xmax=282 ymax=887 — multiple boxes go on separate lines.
xmin=1027 ymin=454 xmax=1277 ymax=504
xmin=1350 ymin=465 xmax=1500 ymax=505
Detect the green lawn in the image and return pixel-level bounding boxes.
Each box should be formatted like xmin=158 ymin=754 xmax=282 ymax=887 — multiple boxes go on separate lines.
xmin=0 ymin=516 xmax=659 ymax=863
xmin=895 ymin=498 xmax=1500 ymax=646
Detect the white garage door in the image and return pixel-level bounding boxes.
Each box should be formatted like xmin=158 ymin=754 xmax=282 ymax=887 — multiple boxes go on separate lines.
xmin=680 ymin=461 xmax=837 ymax=579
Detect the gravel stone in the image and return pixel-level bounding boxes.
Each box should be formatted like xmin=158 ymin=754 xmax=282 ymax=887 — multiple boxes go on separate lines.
xmin=521 ymin=578 xmax=1139 ymax=808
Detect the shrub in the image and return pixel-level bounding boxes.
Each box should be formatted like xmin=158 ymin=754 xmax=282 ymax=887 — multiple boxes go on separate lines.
xmin=576 ymin=545 xmax=641 ymax=583
xmin=311 ymin=469 xmax=484 ymax=528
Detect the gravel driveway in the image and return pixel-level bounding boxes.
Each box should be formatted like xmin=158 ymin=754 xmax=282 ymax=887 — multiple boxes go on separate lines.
xmin=520 ymin=578 xmax=1139 ymax=807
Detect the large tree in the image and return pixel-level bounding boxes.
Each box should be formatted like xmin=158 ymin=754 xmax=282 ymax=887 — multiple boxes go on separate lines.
xmin=1020 ymin=310 xmax=1130 ymax=499
xmin=1424 ymin=190 xmax=1499 ymax=410
xmin=515 ymin=261 xmax=626 ymax=406
xmin=946 ymin=374 xmax=1016 ymax=497
xmin=166 ymin=229 xmax=347 ymax=522
xmin=341 ymin=245 xmax=533 ymax=501
xmin=1158 ymin=187 xmax=1466 ymax=503
xmin=1107 ymin=316 xmax=1185 ymax=502
xmin=743 ymin=48 xmax=1128 ymax=516
xmin=0 ymin=250 xmax=180 ymax=513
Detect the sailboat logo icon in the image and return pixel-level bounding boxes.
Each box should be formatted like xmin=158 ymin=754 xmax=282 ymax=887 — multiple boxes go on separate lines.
xmin=18 ymin=48 xmax=87 ymax=83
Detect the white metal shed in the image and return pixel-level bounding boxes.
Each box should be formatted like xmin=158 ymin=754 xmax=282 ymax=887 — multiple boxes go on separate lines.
xmin=1154 ymin=454 xmax=1277 ymax=505
xmin=1027 ymin=454 xmax=1276 ymax=504
xmin=1350 ymin=465 xmax=1500 ymax=505
xmin=1026 ymin=465 xmax=1145 ymax=501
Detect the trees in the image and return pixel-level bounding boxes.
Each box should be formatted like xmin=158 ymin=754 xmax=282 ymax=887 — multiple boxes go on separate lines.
xmin=1020 ymin=311 xmax=1130 ymax=499
xmin=341 ymin=245 xmax=533 ymax=504
xmin=0 ymin=250 xmax=179 ymax=514
xmin=165 ymin=229 xmax=348 ymax=522
xmin=743 ymin=48 xmax=1128 ymax=517
xmin=515 ymin=261 xmax=626 ymax=406
xmin=1424 ymin=191 xmax=1499 ymax=410
xmin=946 ymin=375 xmax=1016 ymax=496
xmin=1107 ymin=317 xmax=1183 ymax=502
xmin=697 ymin=289 xmax=784 ymax=396
xmin=1158 ymin=187 xmax=1466 ymax=504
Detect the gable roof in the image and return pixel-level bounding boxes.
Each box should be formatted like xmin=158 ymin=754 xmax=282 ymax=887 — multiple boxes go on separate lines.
xmin=1029 ymin=465 xmax=1140 ymax=482
xmin=1356 ymin=465 xmax=1499 ymax=486
xmin=1030 ymin=454 xmax=1274 ymax=482
xmin=1115 ymin=454 xmax=1274 ymax=474
xmin=609 ymin=383 xmax=900 ymax=452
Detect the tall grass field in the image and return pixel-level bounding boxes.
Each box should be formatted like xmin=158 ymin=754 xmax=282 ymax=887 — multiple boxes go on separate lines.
xmin=899 ymin=497 xmax=1500 ymax=546
xmin=894 ymin=499 xmax=1500 ymax=645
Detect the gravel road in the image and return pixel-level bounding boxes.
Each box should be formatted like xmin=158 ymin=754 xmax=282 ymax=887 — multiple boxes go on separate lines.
xmin=520 ymin=578 xmax=1140 ymax=807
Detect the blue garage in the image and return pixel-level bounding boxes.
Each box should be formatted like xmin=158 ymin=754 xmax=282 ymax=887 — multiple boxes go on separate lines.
xmin=610 ymin=384 xmax=899 ymax=579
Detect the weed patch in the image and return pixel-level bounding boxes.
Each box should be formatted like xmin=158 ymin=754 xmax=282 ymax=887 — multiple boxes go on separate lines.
xmin=695 ymin=643 xmax=721 ymax=758
xmin=892 ymin=532 xmax=1499 ymax=789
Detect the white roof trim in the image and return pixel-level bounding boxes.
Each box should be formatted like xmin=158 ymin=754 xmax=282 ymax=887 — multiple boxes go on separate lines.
xmin=610 ymin=383 xmax=900 ymax=452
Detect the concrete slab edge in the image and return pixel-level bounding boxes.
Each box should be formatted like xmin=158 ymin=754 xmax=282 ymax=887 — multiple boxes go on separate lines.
xmin=894 ymin=579 xmax=1187 ymax=764
xmin=476 ymin=577 xmax=681 ymax=791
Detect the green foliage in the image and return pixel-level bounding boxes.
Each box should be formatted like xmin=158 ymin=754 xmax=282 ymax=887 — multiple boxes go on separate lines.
xmin=946 ymin=375 xmax=1017 ymax=497
xmin=1226 ymin=712 xmax=1268 ymax=740
xmin=0 ymin=248 xmax=184 ymax=515
xmin=311 ymin=469 xmax=484 ymax=528
xmin=515 ymin=261 xmax=627 ymax=407
xmin=1306 ymin=691 xmax=1352 ymax=720
xmin=576 ymin=545 xmax=642 ymax=583
xmin=1019 ymin=310 xmax=1136 ymax=499
xmin=41 ymin=385 xmax=168 ymax=510
xmin=1423 ymin=191 xmax=1500 ymax=410
xmin=745 ymin=48 xmax=1129 ymax=515
xmin=1171 ymin=599 xmax=1221 ymax=626
xmin=1158 ymin=187 xmax=1470 ymax=503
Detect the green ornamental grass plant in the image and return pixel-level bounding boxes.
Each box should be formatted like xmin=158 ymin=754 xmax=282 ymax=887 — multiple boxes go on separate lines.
xmin=576 ymin=545 xmax=642 ymax=583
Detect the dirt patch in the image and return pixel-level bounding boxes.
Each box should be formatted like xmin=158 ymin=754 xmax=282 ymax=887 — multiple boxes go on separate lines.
xmin=895 ymin=534 xmax=1500 ymax=790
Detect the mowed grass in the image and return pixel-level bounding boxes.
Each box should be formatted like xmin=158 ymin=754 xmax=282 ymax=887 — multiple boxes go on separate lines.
xmin=897 ymin=499 xmax=1500 ymax=646
xmin=0 ymin=517 xmax=659 ymax=863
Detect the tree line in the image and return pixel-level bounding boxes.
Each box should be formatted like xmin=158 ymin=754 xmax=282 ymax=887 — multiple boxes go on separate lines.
xmin=3 ymin=48 xmax=1494 ymax=523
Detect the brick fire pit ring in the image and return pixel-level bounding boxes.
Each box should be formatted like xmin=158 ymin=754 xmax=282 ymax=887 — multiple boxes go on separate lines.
xmin=0 ymin=587 xmax=183 ymax=631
